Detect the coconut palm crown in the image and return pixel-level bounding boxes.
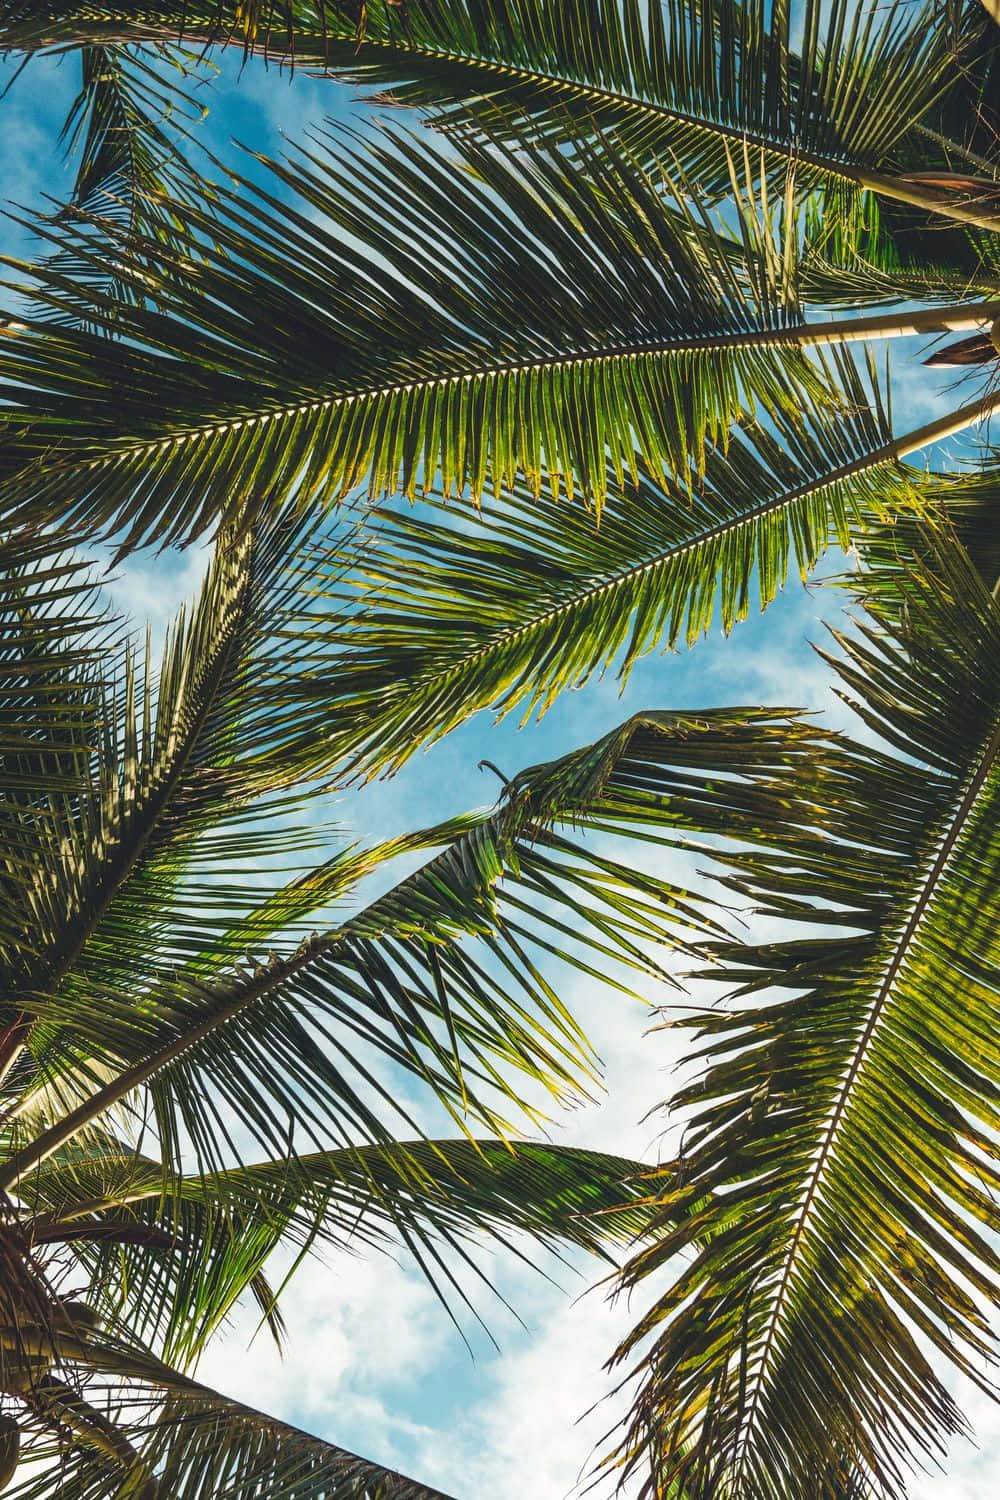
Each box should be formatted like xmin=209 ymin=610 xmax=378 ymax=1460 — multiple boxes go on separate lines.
xmin=2 ymin=2 xmax=1000 ymax=1498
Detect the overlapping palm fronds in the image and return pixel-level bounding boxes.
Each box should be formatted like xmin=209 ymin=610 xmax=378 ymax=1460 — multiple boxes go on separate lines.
xmin=8 ymin=111 xmax=1000 ymax=558
xmin=17 ymin=1134 xmax=660 ymax=1365
xmin=4 ymin=3 xmax=1000 ymax=1496
xmin=316 ymin=350 xmax=959 ymax=780
xmin=2 ymin=3 xmax=996 ymax=228
xmin=0 ymin=515 xmax=725 ymax=1182
xmin=606 ymin=526 xmax=1000 ymax=1498
xmin=0 ymin=519 xmax=749 ymax=1493
xmin=0 ymin=118 xmax=851 ymax=546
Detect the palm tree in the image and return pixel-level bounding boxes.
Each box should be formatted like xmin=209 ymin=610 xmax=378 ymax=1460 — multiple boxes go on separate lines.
xmin=3 ymin=0 xmax=1000 ymax=1496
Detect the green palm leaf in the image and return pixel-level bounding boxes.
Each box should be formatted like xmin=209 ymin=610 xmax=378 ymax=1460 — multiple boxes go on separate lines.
xmin=321 ymin=353 xmax=934 ymax=780
xmin=0 ymin=705 xmax=729 ymax=1189
xmin=7 ymin=1335 xmax=458 ymax=1499
xmin=21 ymin=1135 xmax=656 ymax=1363
xmin=0 ymin=2 xmax=989 ymax=222
xmin=1 ymin=121 xmax=869 ymax=545
xmin=56 ymin=43 xmax=205 ymax=228
xmin=802 ymin=182 xmax=1000 ymax=312
xmin=0 ymin=513 xmax=380 ymax=1107
xmin=606 ymin=528 xmax=1000 ymax=1497
xmin=0 ymin=539 xmax=111 ymax=995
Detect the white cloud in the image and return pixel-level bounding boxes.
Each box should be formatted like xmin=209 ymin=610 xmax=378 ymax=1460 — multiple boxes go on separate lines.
xmin=197 ymin=1249 xmax=450 ymax=1476
xmin=104 ymin=544 xmax=211 ymax=653
xmin=415 ymin=1277 xmax=641 ymax=1500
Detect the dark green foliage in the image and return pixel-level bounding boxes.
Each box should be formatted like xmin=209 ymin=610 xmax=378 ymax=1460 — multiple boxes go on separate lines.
xmin=610 ymin=532 xmax=1000 ymax=1497
xmin=3 ymin=4 xmax=1000 ymax=1498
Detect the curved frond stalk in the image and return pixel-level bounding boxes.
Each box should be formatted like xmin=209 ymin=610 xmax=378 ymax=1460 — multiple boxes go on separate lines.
xmin=0 ymin=707 xmax=734 ymax=1187
xmin=608 ymin=531 xmax=1000 ymax=1498
xmin=1 ymin=3 xmax=996 ymax=231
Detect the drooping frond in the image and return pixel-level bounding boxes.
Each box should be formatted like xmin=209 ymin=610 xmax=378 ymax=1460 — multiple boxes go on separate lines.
xmin=6 ymin=1331 xmax=459 ymax=1499
xmin=19 ymin=1135 xmax=656 ymax=1363
xmin=608 ymin=528 xmax=1000 ymax=1497
xmin=1 ymin=121 xmax=871 ymax=546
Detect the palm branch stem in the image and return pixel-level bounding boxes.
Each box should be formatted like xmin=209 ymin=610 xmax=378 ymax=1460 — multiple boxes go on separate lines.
xmin=6 ymin=19 xmax=1000 ymax=233
xmin=29 ymin=1374 xmax=147 ymax=1477
xmin=0 ymin=1022 xmax=23 ymax=1088
xmin=789 ymin=303 xmax=1000 ymax=343
xmin=858 ymin=168 xmax=1000 ymax=234
xmin=730 ymin=693 xmax=1000 ymax=1491
xmin=37 ymin=304 xmax=1000 ymax=504
xmin=883 ymin=388 xmax=1000 ymax=456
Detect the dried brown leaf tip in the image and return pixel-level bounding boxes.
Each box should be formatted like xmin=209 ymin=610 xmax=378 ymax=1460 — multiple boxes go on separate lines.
xmin=925 ymin=318 xmax=1000 ymax=367
xmin=900 ymin=172 xmax=1000 ymax=201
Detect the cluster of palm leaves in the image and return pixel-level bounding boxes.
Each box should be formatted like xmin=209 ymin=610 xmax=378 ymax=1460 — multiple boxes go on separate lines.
xmin=2 ymin=1 xmax=1000 ymax=1497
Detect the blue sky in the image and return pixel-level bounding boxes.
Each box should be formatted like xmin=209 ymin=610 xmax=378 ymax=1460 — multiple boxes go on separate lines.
xmin=4 ymin=38 xmax=999 ymax=1500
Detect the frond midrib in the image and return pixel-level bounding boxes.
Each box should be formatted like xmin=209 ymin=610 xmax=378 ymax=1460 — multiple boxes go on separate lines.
xmin=366 ymin=444 xmax=902 ymax=710
xmin=24 ymin=327 xmax=807 ymax=477
xmin=731 ymin=703 xmax=1000 ymax=1487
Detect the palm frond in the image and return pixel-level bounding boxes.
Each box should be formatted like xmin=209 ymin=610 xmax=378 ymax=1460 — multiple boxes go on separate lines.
xmin=0 ymin=540 xmax=114 ymax=992
xmin=57 ymin=43 xmax=207 ymax=228
xmin=0 ymin=705 xmax=737 ymax=1187
xmin=21 ymin=1136 xmax=657 ymax=1363
xmin=846 ymin=457 xmax=1000 ymax=597
xmin=0 ymin=510 xmax=438 ymax=1129
xmin=1 ymin=121 xmax=868 ymax=544
xmin=802 ymin=181 xmax=1000 ymax=311
xmin=0 ymin=0 xmax=357 ymax=55
xmin=6 ymin=1334 xmax=458 ymax=1499
xmin=336 ymin=0 xmax=978 ymax=197
xmin=321 ymin=351 xmax=935 ymax=780
xmin=608 ymin=528 xmax=1000 ymax=1498
xmin=0 ymin=515 xmax=361 ymax=1057
xmin=0 ymin=2 xmax=985 ymax=210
